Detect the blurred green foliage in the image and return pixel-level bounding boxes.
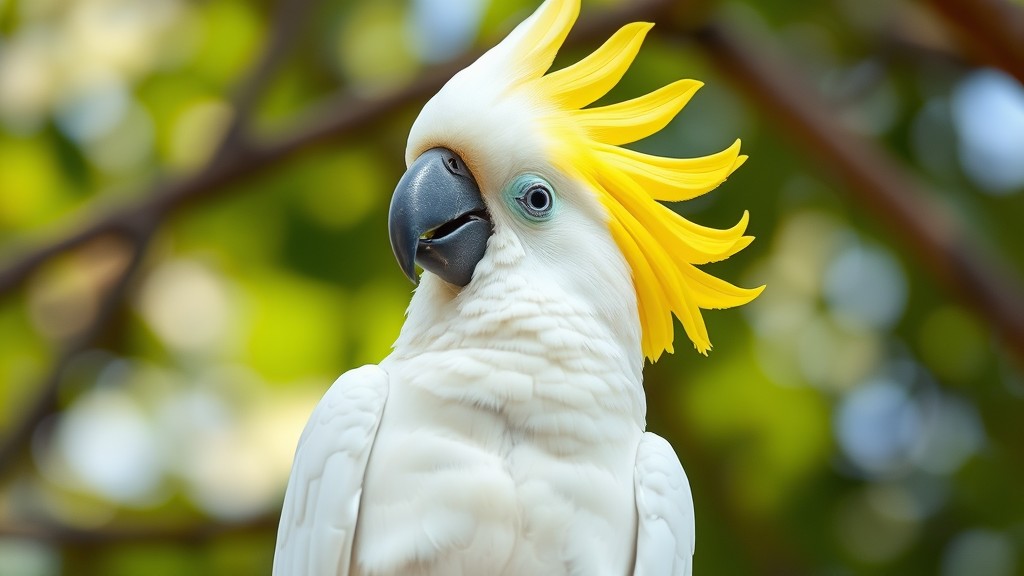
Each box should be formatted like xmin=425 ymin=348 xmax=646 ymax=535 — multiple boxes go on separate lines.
xmin=0 ymin=0 xmax=1023 ymax=575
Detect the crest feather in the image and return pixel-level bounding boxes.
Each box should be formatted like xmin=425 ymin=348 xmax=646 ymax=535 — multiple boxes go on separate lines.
xmin=509 ymin=0 xmax=579 ymax=82
xmin=597 ymin=140 xmax=747 ymax=201
xmin=574 ymin=80 xmax=702 ymax=146
xmin=508 ymin=0 xmax=764 ymax=360
xmin=541 ymin=22 xmax=652 ymax=109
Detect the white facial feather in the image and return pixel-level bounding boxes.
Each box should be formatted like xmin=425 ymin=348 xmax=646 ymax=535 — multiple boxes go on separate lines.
xmin=400 ymin=24 xmax=644 ymax=383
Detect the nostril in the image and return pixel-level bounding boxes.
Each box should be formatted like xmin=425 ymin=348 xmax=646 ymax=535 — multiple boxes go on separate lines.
xmin=441 ymin=150 xmax=471 ymax=179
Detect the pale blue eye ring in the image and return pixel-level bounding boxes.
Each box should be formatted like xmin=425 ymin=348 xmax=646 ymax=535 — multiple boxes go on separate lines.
xmin=513 ymin=177 xmax=554 ymax=220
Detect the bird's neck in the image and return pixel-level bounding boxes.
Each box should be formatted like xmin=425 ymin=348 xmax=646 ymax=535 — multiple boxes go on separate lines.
xmin=389 ymin=238 xmax=646 ymax=431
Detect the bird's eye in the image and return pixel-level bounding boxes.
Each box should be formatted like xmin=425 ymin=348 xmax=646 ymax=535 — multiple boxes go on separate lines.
xmin=516 ymin=183 xmax=553 ymax=218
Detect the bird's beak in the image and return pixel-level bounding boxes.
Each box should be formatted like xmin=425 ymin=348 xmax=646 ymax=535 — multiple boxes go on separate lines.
xmin=388 ymin=147 xmax=492 ymax=287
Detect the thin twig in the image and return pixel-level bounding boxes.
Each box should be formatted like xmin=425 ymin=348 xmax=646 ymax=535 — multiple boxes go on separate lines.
xmin=670 ymin=19 xmax=1024 ymax=366
xmin=215 ymin=0 xmax=319 ymax=158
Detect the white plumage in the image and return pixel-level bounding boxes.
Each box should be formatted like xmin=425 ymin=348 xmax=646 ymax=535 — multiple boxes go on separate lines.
xmin=276 ymin=216 xmax=694 ymax=574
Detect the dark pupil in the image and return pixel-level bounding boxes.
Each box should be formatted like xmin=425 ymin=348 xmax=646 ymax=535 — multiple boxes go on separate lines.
xmin=528 ymin=188 xmax=548 ymax=210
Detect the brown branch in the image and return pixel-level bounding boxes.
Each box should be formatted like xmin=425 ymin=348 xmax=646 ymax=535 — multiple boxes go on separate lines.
xmin=0 ymin=0 xmax=319 ymax=478
xmin=0 ymin=513 xmax=277 ymax=546
xmin=923 ymin=0 xmax=1024 ymax=85
xmin=0 ymin=222 xmax=155 ymax=480
xmin=0 ymin=0 xmax=673 ymax=298
xmin=667 ymin=19 xmax=1024 ymax=366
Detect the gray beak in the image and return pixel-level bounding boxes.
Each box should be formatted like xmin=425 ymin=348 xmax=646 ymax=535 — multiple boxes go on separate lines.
xmin=388 ymin=147 xmax=492 ymax=287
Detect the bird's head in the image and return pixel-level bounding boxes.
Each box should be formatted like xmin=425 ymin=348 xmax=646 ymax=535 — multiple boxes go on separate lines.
xmin=388 ymin=0 xmax=763 ymax=361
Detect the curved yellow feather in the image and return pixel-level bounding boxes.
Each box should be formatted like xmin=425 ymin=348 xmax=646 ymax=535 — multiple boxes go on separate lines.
xmin=573 ymin=79 xmax=702 ymax=146
xmin=515 ymin=0 xmax=579 ymax=81
xmin=596 ymin=140 xmax=744 ymax=201
xmin=542 ymin=22 xmax=653 ymax=109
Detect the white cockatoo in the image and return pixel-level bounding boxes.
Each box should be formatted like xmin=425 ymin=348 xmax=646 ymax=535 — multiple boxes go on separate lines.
xmin=273 ymin=0 xmax=762 ymax=574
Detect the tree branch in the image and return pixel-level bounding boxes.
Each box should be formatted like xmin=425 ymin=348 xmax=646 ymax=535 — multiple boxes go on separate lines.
xmin=0 ymin=0 xmax=319 ymax=478
xmin=0 ymin=222 xmax=155 ymax=480
xmin=923 ymin=0 xmax=1024 ymax=85
xmin=669 ymin=18 xmax=1024 ymax=366
xmin=0 ymin=513 xmax=277 ymax=545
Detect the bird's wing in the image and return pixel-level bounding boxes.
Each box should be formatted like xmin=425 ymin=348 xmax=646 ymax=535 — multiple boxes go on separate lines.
xmin=273 ymin=364 xmax=389 ymax=576
xmin=633 ymin=432 xmax=696 ymax=576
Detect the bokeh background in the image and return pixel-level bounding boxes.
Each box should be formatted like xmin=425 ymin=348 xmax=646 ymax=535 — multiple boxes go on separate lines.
xmin=1 ymin=0 xmax=1023 ymax=574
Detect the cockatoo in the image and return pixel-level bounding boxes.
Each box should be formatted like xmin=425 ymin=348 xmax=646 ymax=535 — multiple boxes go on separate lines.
xmin=274 ymin=0 xmax=762 ymax=574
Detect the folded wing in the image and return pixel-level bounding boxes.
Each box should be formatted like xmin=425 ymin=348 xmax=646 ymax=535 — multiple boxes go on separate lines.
xmin=274 ymin=365 xmax=389 ymax=576
xmin=633 ymin=432 xmax=696 ymax=576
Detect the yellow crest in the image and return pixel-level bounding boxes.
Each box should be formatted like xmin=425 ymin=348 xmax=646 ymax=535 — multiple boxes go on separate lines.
xmin=503 ymin=0 xmax=764 ymax=360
